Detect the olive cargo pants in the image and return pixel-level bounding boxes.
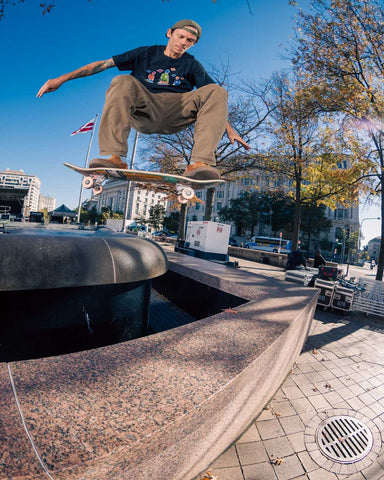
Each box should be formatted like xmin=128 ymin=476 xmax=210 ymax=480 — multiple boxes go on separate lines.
xmin=98 ymin=75 xmax=228 ymax=166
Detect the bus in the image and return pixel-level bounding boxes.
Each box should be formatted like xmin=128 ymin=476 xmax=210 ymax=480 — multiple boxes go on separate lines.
xmin=243 ymin=236 xmax=292 ymax=253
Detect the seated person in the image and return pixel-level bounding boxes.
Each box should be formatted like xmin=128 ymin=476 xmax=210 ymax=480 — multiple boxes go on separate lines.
xmin=285 ymin=249 xmax=307 ymax=270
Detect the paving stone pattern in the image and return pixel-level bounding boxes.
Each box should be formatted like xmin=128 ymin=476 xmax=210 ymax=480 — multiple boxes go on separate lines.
xmin=199 ymin=310 xmax=384 ymax=480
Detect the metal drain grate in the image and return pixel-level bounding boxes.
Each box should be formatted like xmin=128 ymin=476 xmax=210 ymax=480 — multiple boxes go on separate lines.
xmin=316 ymin=415 xmax=373 ymax=464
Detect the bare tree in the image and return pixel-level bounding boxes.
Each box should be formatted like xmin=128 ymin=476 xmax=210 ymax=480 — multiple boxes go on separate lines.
xmin=140 ymin=65 xmax=275 ymax=239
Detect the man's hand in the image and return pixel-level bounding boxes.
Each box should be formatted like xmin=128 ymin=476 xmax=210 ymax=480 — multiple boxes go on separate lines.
xmin=36 ymin=78 xmax=64 ymax=98
xmin=226 ymin=123 xmax=251 ymax=150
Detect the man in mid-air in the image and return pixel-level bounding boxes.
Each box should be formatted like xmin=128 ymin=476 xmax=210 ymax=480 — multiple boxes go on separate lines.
xmin=37 ymin=19 xmax=250 ymax=180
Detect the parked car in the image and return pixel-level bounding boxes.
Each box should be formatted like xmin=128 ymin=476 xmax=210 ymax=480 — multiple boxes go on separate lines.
xmin=228 ymin=237 xmax=238 ymax=247
xmin=152 ymin=230 xmax=168 ymax=237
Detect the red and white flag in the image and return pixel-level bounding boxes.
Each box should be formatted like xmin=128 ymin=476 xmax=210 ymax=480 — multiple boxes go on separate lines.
xmin=71 ymin=118 xmax=96 ymax=136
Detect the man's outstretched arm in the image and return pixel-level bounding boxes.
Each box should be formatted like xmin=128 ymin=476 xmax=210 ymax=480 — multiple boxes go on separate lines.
xmin=36 ymin=58 xmax=116 ymax=98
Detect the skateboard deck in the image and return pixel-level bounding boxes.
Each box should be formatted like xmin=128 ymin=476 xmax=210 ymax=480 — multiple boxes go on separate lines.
xmin=64 ymin=163 xmax=225 ymax=203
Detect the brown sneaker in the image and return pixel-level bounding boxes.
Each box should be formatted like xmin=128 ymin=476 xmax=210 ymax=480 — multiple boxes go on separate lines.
xmin=183 ymin=161 xmax=221 ymax=180
xmin=89 ymin=155 xmax=128 ymax=169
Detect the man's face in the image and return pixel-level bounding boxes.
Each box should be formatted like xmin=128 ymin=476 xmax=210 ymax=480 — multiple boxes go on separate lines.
xmin=166 ymin=27 xmax=198 ymax=57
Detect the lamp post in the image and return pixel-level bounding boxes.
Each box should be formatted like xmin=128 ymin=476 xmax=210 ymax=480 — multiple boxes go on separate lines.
xmin=358 ymin=217 xmax=380 ymax=251
xmin=122 ymin=131 xmax=140 ymax=232
xmin=257 ymin=196 xmax=273 ymax=236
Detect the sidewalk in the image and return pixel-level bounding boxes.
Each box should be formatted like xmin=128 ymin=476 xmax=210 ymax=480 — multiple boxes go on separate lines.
xmin=197 ymin=257 xmax=384 ymax=480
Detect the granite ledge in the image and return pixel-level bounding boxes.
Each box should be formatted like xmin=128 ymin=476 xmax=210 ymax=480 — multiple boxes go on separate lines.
xmin=1 ymin=251 xmax=318 ymax=480
xmin=0 ymin=229 xmax=168 ymax=291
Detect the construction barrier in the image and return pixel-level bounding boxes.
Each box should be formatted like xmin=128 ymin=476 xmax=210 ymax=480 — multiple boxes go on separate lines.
xmin=351 ymin=278 xmax=384 ymax=317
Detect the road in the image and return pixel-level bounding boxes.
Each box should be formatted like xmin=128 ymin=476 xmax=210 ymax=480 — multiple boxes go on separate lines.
xmin=341 ymin=261 xmax=380 ymax=281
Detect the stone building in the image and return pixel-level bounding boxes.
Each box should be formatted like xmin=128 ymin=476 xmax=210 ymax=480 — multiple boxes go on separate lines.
xmin=94 ymin=179 xmax=167 ymax=222
xmin=183 ymin=163 xmax=359 ymax=254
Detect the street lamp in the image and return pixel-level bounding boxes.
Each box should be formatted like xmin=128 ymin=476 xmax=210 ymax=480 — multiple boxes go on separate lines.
xmin=358 ymin=217 xmax=380 ymax=251
xmin=122 ymin=131 xmax=140 ymax=232
xmin=257 ymin=196 xmax=273 ymax=235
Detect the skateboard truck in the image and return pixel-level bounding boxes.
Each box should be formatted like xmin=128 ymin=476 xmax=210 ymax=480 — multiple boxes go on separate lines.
xmin=82 ymin=175 xmax=105 ymax=196
xmin=82 ymin=174 xmax=196 ymax=202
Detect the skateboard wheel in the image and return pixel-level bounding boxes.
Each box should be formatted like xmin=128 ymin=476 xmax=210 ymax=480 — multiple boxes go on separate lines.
xmin=181 ymin=187 xmax=194 ymax=200
xmin=82 ymin=176 xmax=95 ymax=189
xmin=93 ymin=185 xmax=103 ymax=196
xmin=177 ymin=195 xmax=188 ymax=204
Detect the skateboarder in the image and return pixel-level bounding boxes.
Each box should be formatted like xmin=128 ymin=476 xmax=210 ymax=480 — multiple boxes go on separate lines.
xmin=37 ymin=19 xmax=250 ymax=180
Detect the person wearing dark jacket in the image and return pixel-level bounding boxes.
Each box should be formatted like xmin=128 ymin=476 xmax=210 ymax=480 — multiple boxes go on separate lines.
xmin=313 ymin=250 xmax=326 ymax=268
xmin=308 ymin=250 xmax=326 ymax=287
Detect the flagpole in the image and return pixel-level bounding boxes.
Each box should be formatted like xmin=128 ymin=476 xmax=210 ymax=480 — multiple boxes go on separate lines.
xmin=76 ymin=113 xmax=99 ymax=223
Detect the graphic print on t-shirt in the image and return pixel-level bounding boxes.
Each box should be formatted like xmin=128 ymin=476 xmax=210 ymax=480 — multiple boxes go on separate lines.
xmin=113 ymin=45 xmax=215 ymax=93
xmin=145 ymin=68 xmax=184 ymax=87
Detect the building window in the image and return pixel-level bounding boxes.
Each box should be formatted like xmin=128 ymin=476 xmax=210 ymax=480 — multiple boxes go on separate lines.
xmin=337 ymin=161 xmax=348 ymax=169
xmin=335 ymin=208 xmax=347 ymax=219
xmin=241 ymin=178 xmax=253 ymax=186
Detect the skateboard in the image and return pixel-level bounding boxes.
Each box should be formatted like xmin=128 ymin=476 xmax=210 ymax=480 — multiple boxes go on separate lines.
xmin=64 ymin=163 xmax=225 ymax=204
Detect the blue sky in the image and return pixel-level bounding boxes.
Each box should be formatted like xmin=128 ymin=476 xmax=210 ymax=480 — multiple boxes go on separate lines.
xmin=0 ymin=0 xmax=380 ymax=244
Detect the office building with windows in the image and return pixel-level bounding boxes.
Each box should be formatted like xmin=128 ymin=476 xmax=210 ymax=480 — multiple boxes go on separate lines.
xmin=94 ymin=179 xmax=167 ymax=222
xmin=0 ymin=169 xmax=41 ymax=218
xmin=38 ymin=194 xmax=56 ymax=212
xmin=184 ymin=162 xmax=359 ymax=254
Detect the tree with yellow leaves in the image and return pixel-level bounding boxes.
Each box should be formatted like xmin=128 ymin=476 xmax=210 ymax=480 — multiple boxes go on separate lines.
xmin=248 ymin=69 xmax=369 ymax=251
xmin=291 ymin=0 xmax=384 ymax=278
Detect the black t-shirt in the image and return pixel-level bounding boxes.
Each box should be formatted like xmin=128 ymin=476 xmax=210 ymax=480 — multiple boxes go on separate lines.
xmin=112 ymin=45 xmax=215 ymax=93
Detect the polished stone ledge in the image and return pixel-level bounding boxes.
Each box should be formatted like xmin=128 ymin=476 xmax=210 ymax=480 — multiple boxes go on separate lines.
xmin=0 ymin=227 xmax=168 ymax=290
xmin=1 ymin=249 xmax=318 ymax=480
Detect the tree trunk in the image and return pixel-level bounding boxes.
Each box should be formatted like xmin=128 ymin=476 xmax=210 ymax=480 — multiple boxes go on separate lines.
xmin=177 ymin=203 xmax=188 ymax=241
xmin=203 ymin=188 xmax=215 ymax=221
xmin=307 ymin=232 xmax=311 ymax=253
xmin=292 ymin=179 xmax=301 ymax=251
xmin=376 ymin=183 xmax=384 ymax=281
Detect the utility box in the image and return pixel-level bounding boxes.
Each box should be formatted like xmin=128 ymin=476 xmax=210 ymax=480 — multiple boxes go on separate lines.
xmin=185 ymin=221 xmax=231 ymax=260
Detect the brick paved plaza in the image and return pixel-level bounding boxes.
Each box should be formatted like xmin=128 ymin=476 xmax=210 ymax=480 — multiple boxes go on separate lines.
xmin=205 ymin=308 xmax=384 ymax=480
